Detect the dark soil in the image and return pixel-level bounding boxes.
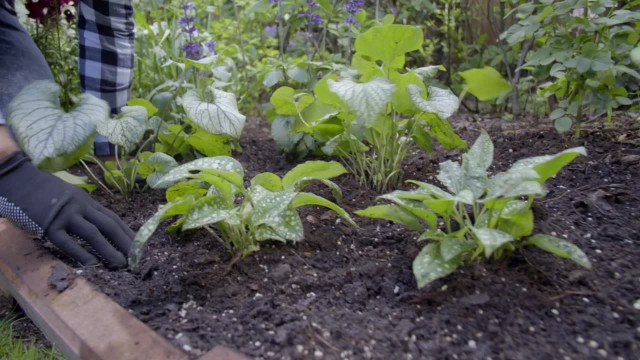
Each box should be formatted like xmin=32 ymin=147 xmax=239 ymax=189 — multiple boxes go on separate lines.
xmin=13 ymin=115 xmax=640 ymax=359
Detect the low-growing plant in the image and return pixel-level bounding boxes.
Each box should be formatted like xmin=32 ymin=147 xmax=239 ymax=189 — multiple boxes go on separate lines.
xmin=356 ymin=130 xmax=591 ymax=288
xmin=129 ymin=158 xmax=357 ymax=267
xmin=270 ymin=22 xmax=466 ymax=191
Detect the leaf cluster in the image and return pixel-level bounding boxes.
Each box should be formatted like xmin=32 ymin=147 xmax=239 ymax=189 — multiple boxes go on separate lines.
xmin=357 ymin=130 xmax=590 ymax=288
xmin=129 ymin=159 xmax=356 ymax=267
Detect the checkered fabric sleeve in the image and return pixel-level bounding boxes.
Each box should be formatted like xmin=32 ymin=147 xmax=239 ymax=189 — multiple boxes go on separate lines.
xmin=78 ymin=0 xmax=135 ymax=115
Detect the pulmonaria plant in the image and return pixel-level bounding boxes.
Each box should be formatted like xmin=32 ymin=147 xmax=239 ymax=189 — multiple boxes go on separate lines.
xmin=357 ymin=130 xmax=591 ymax=288
xmin=129 ymin=159 xmax=357 ymax=268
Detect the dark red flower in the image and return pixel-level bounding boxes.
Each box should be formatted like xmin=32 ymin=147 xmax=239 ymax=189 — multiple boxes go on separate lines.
xmin=25 ymin=0 xmax=75 ymax=24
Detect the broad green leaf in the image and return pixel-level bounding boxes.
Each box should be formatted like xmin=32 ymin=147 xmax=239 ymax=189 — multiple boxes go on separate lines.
xmin=407 ymin=180 xmax=454 ymax=200
xmin=150 ymin=156 xmax=243 ymax=188
xmin=355 ymin=204 xmax=422 ymax=232
xmin=390 ymin=71 xmax=425 ymax=114
xmin=378 ymin=193 xmax=438 ymax=229
xmin=182 ymin=196 xmax=234 ymax=230
xmin=355 ymin=24 xmax=423 ymax=70
xmin=415 ymin=65 xmax=446 ymax=79
xmin=7 ymin=80 xmax=110 ymax=170
xmin=407 ymin=85 xmax=459 ymax=120
xmin=437 ymin=160 xmax=464 ymax=194
xmin=282 ymin=161 xmax=347 ymax=190
xmin=459 ymin=67 xmax=512 ymax=101
xmin=181 ymin=86 xmax=246 ymax=138
xmin=271 ymin=116 xmax=305 ymax=154
xmin=263 ymin=68 xmax=285 ymax=87
xmin=462 ymin=130 xmax=493 ymax=197
xmin=412 ymin=124 xmax=433 ymax=153
xmin=271 ymin=87 xmax=311 ymax=115
xmin=497 ymin=209 xmax=534 ymax=239
xmin=251 ymin=172 xmax=283 ymax=192
xmin=250 ymin=186 xmax=297 ymax=226
xmin=420 ymin=113 xmax=467 ymax=151
xmin=440 ymin=237 xmax=474 ymax=262
xmin=314 ymin=74 xmax=347 ymax=110
xmin=554 ymin=117 xmax=573 ymax=133
xmin=292 ymin=192 xmax=357 ymax=227
xmin=96 ymin=106 xmax=147 ymax=151
xmin=472 ymin=227 xmax=515 ymax=258
xmin=575 ymin=43 xmax=614 ymax=73
xmin=527 ymin=234 xmax=592 ymax=269
xmin=165 ymin=180 xmax=207 ymax=202
xmin=294 ymin=178 xmax=344 ymax=202
xmin=127 ymin=98 xmax=158 ymax=117
xmin=486 ymin=168 xmax=545 ymax=199
xmin=510 ymin=147 xmax=587 ymax=183
xmin=413 ymin=243 xmax=461 ymax=288
xmin=141 ymin=152 xmax=179 ymax=188
xmin=196 ymin=169 xmax=244 ymax=189
xmin=256 ymin=207 xmax=304 ymax=242
xmin=423 ymin=199 xmax=454 ymax=218
xmin=53 ymin=171 xmax=97 ymax=192
xmin=327 ymin=77 xmax=396 ymax=125
xmin=129 ymin=197 xmax=194 ymax=268
xmin=187 ymin=130 xmax=232 ymax=157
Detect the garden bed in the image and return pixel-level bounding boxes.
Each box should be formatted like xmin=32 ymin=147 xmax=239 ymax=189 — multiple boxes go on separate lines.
xmin=79 ymin=116 xmax=640 ymax=360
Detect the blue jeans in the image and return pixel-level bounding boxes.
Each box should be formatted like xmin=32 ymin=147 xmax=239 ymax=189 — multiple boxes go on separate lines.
xmin=0 ymin=2 xmax=113 ymax=156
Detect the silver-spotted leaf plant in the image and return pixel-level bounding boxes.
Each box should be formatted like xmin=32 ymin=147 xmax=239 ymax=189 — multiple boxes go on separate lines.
xmin=356 ymin=130 xmax=591 ymax=288
xmin=268 ymin=23 xmax=466 ymax=191
xmin=129 ymin=158 xmax=357 ymax=268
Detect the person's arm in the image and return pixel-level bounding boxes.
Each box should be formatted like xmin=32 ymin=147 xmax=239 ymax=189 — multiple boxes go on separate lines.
xmin=78 ymin=0 xmax=135 ymax=155
xmin=0 ymin=126 xmax=19 ymax=161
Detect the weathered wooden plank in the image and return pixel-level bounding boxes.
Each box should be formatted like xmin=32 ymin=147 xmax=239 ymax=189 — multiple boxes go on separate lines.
xmin=0 ymin=219 xmax=188 ymax=360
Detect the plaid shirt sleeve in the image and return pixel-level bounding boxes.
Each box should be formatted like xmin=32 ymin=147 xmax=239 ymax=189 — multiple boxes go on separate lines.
xmin=78 ymin=0 xmax=134 ymax=115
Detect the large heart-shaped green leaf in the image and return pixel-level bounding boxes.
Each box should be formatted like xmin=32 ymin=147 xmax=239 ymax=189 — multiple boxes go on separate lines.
xmin=459 ymin=67 xmax=512 ymax=101
xmin=407 ymin=85 xmax=459 ymax=120
xmin=181 ymin=86 xmax=246 ymax=138
xmin=327 ymin=77 xmax=396 ymax=125
xmin=6 ymin=80 xmax=110 ymax=170
xmin=96 ymin=106 xmax=147 ymax=151
xmin=355 ymin=24 xmax=423 ymax=70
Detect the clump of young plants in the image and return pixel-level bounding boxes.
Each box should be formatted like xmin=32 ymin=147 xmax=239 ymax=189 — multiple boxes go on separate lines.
xmin=129 ymin=158 xmax=357 ymax=268
xmin=356 ymin=130 xmax=591 ymax=288
xmin=269 ymin=22 xmax=466 ymax=192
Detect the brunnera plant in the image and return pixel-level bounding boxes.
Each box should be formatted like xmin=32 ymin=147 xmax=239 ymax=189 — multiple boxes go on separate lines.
xmin=129 ymin=158 xmax=357 ymax=268
xmin=270 ymin=22 xmax=466 ymax=192
xmin=356 ymin=130 xmax=591 ymax=288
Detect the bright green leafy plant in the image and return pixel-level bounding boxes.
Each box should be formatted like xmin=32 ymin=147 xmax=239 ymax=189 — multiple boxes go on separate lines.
xmin=129 ymin=158 xmax=357 ymax=267
xmin=356 ymin=130 xmax=591 ymax=288
xmin=270 ymin=22 xmax=466 ymax=192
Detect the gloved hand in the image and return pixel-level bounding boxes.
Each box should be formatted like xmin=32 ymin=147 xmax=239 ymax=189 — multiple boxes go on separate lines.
xmin=0 ymin=151 xmax=134 ymax=269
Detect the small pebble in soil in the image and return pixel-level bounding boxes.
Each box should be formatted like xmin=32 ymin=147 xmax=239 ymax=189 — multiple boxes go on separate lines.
xmin=314 ymin=350 xmax=324 ymax=358
xmin=576 ymin=336 xmax=584 ymax=343
xmin=598 ymin=349 xmax=607 ymax=357
xmin=588 ymin=340 xmax=598 ymax=348
xmin=551 ymin=309 xmax=560 ymax=316
xmin=468 ymin=340 xmax=477 ymax=349
xmin=633 ymin=299 xmax=640 ymax=310
xmin=296 ymin=345 xmax=304 ymax=353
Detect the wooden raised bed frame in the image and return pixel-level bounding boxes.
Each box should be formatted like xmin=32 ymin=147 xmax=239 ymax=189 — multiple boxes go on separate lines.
xmin=0 ymin=219 xmax=246 ymax=360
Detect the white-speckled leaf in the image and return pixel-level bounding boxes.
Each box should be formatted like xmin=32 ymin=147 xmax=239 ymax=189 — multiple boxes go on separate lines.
xmin=509 ymin=147 xmax=587 ymax=183
xmin=437 ymin=160 xmax=464 ymax=194
xmin=527 ymin=234 xmax=592 ymax=269
xmin=255 ymin=207 xmax=304 ymax=242
xmin=413 ymin=243 xmax=461 ymax=288
xmin=407 ymin=85 xmax=459 ymax=119
xmin=96 ymin=106 xmax=147 ymax=151
xmin=182 ymin=196 xmax=234 ymax=230
xmin=150 ymin=156 xmax=243 ymax=189
xmin=181 ymin=86 xmax=246 ymax=138
xmin=328 ymin=77 xmax=395 ymax=125
xmin=250 ymin=186 xmax=297 ymax=226
xmin=414 ymin=65 xmax=446 ymax=79
xmin=440 ymin=237 xmax=473 ymax=262
xmin=462 ymin=130 xmax=494 ymax=197
xmin=291 ymin=192 xmax=357 ymax=227
xmin=406 ymin=180 xmax=454 ymax=200
xmin=473 ymin=227 xmax=514 ymax=258
xmin=6 ymin=80 xmax=110 ymax=168
xmin=129 ymin=198 xmax=193 ymax=268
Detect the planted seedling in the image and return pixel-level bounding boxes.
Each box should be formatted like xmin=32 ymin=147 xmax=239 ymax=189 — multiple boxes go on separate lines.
xmin=357 ymin=130 xmax=591 ymax=288
xmin=129 ymin=158 xmax=357 ymax=268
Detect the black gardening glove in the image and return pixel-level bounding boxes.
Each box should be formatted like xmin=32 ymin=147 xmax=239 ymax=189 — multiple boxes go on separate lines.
xmin=0 ymin=151 xmax=134 ymax=269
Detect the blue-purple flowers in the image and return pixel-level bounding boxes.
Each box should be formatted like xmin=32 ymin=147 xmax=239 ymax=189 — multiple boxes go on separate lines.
xmin=298 ymin=0 xmax=323 ymax=26
xmin=179 ymin=2 xmax=217 ymax=60
xmin=343 ymin=0 xmax=364 ymax=26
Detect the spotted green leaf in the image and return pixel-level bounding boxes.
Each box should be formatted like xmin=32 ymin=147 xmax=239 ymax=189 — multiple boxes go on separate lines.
xmin=472 ymin=227 xmax=515 ymax=258
xmin=413 ymin=243 xmax=461 ymax=288
xmin=527 ymin=234 xmax=592 ymax=269
xmin=150 ymin=156 xmax=243 ymax=189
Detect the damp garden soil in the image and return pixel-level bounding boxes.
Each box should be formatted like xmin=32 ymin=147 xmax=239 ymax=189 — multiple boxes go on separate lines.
xmin=8 ymin=115 xmax=640 ymax=360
